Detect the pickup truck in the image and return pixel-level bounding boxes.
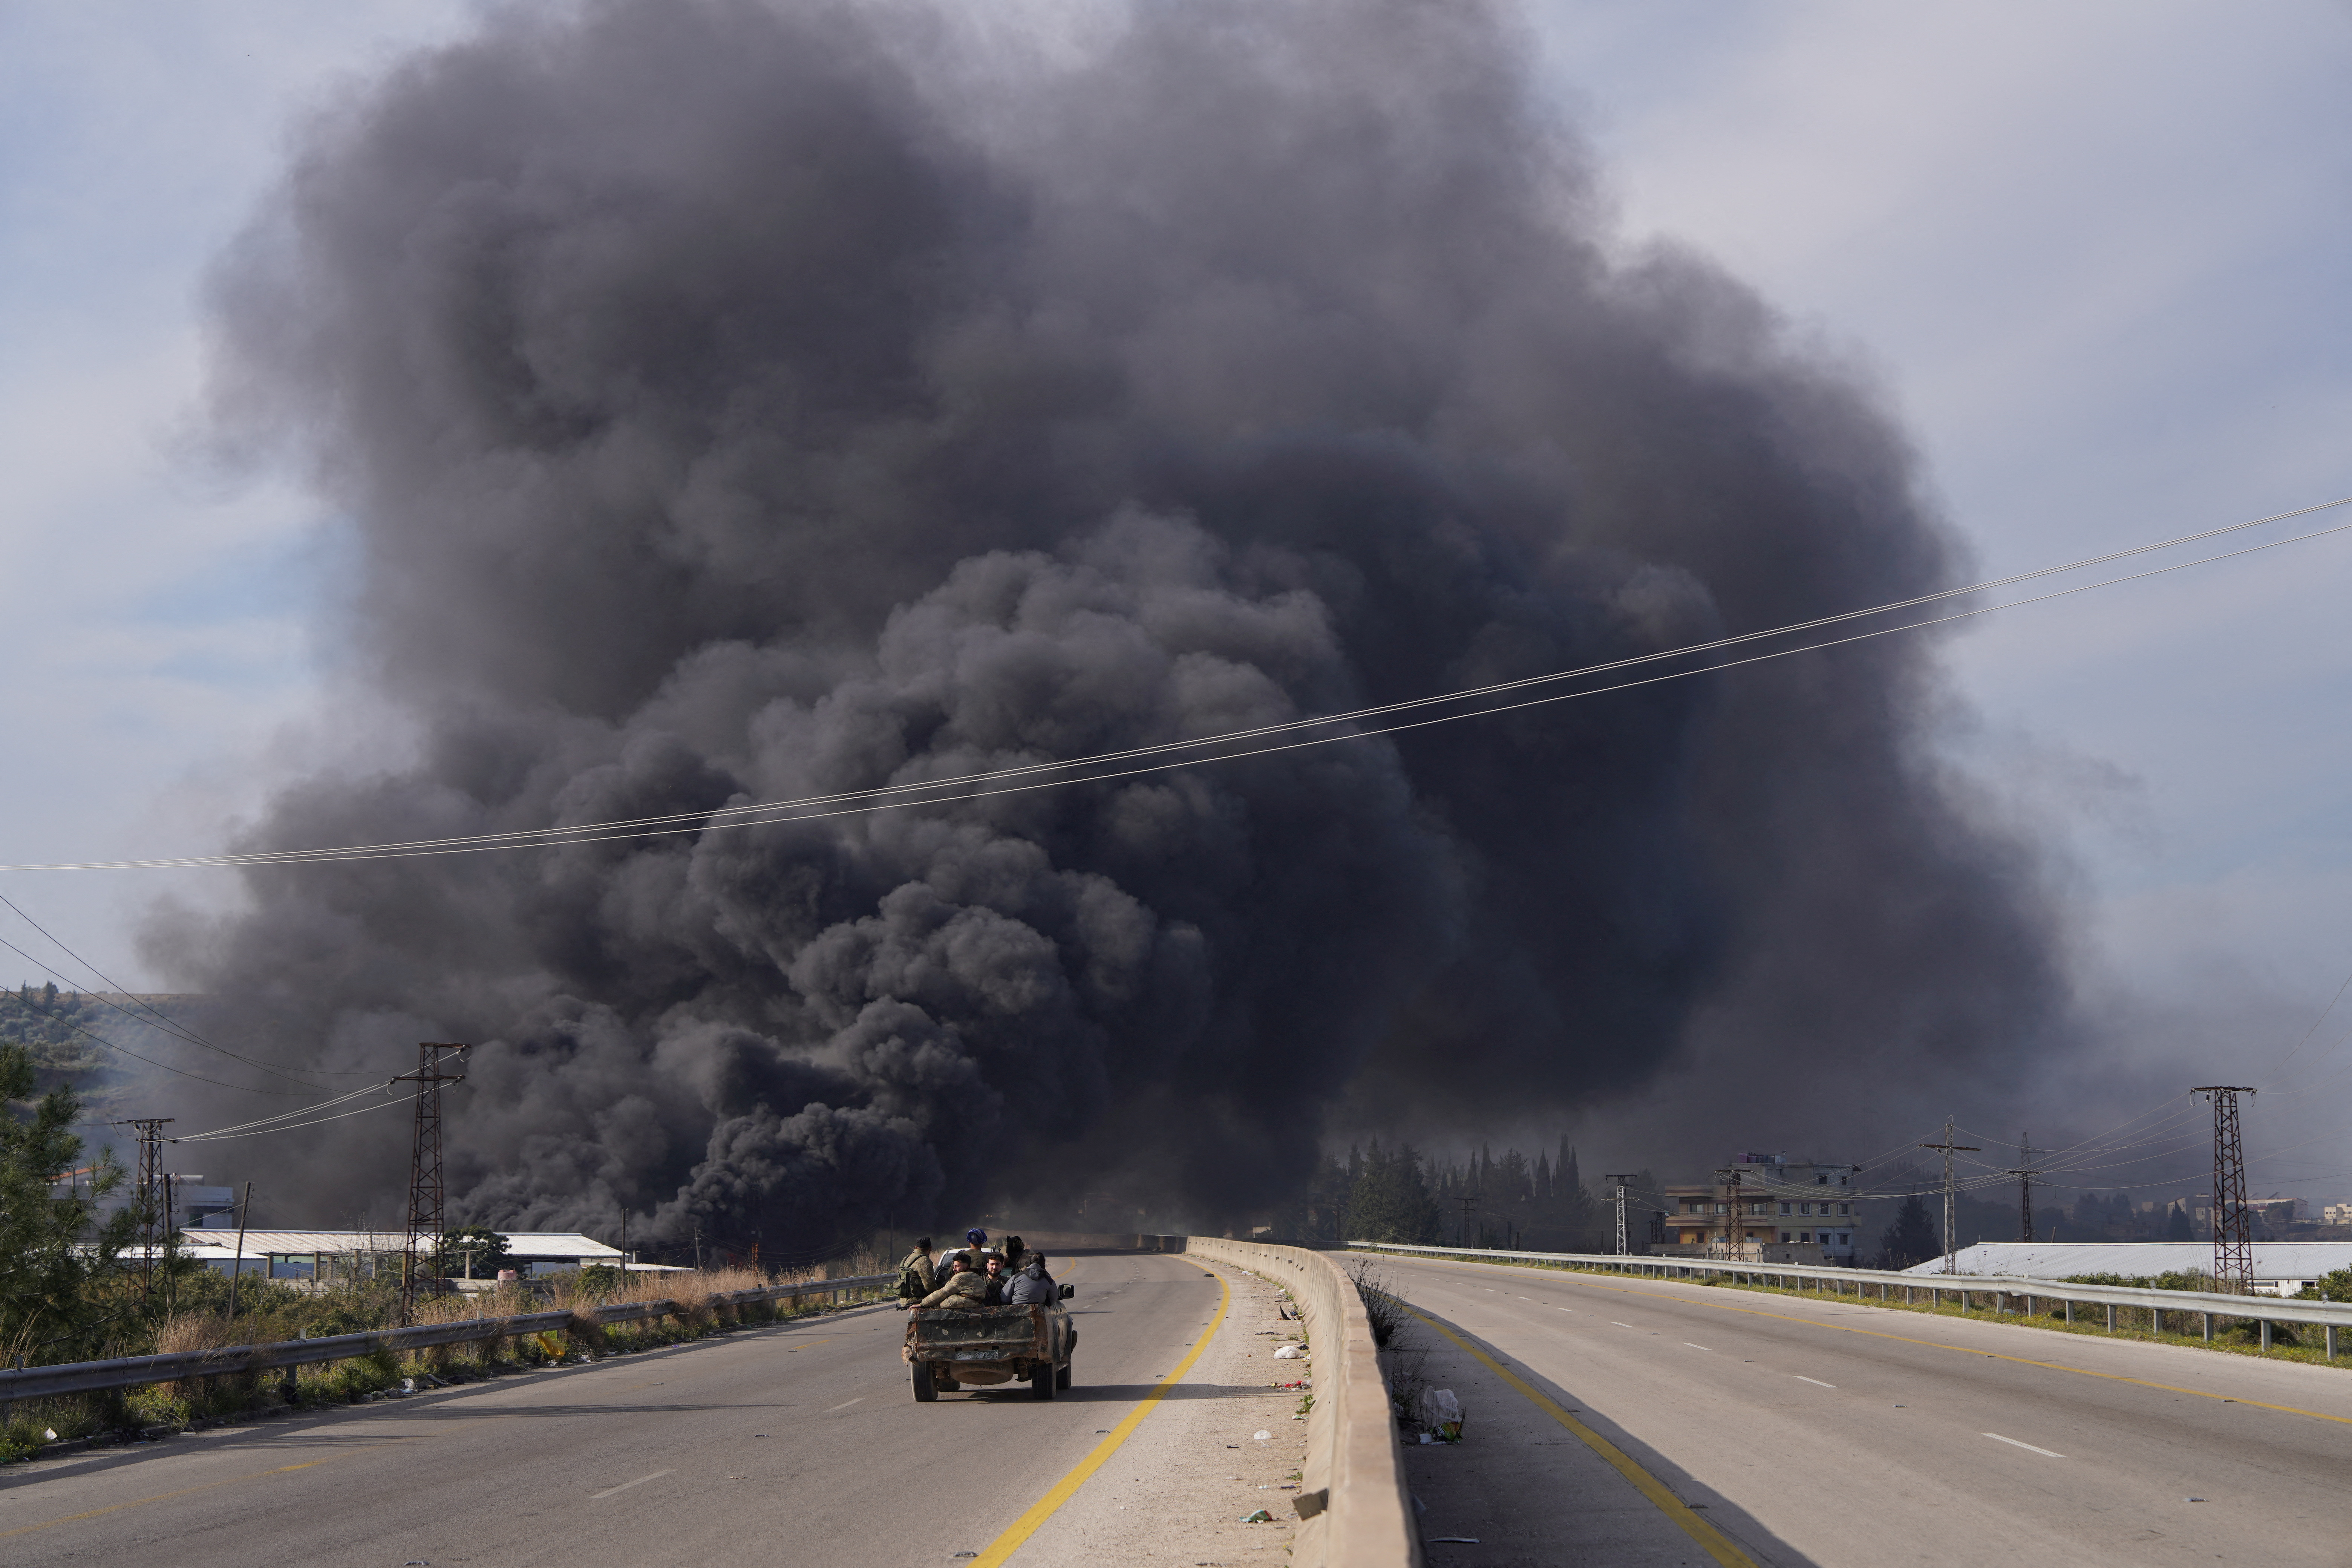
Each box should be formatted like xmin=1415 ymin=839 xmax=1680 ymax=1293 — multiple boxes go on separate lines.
xmin=905 ymin=1287 xmax=1077 ymax=1401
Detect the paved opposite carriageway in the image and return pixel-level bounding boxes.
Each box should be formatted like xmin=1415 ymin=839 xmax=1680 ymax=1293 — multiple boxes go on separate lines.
xmin=1380 ymin=1251 xmax=2352 ymax=1566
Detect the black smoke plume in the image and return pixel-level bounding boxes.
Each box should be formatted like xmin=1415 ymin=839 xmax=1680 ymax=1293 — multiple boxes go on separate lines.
xmin=150 ymin=0 xmax=2070 ymax=1245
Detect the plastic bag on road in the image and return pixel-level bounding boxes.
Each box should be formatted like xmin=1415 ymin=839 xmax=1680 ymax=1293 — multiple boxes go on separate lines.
xmin=1274 ymin=1344 xmax=1304 ymax=1359
xmin=1417 ymin=1387 xmax=1464 ymax=1442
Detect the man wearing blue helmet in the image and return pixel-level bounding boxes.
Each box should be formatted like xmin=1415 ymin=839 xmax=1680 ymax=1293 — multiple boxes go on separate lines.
xmin=955 ymin=1227 xmax=1001 ymax=1273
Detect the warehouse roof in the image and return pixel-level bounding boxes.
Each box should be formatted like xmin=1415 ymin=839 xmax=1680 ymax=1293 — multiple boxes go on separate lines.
xmin=165 ymin=1229 xmax=622 ymax=1261
xmin=1901 ymin=1241 xmax=2352 ymax=1285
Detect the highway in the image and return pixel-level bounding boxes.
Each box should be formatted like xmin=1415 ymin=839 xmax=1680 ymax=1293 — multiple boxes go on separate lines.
xmin=1381 ymin=1253 xmax=2352 ymax=1566
xmin=0 ymin=1251 xmax=1307 ymax=1568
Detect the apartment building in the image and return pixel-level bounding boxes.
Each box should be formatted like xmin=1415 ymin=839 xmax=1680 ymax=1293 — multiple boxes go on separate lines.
xmin=1661 ymin=1153 xmax=1861 ymax=1263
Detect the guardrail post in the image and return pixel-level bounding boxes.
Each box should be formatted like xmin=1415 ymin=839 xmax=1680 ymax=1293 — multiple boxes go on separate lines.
xmin=2105 ymin=1303 xmax=2116 ymax=1332
xmin=2063 ymin=1300 xmax=2073 ymax=1325
xmin=2201 ymin=1312 xmax=2212 ymax=1341
xmin=2328 ymin=1325 xmax=2338 ymax=1360
xmin=2260 ymin=1319 xmax=2272 ymax=1351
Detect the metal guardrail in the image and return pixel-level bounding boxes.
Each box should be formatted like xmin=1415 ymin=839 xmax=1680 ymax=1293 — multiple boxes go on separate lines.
xmin=1349 ymin=1243 xmax=2352 ymax=1355
xmin=0 ymin=1273 xmax=892 ymax=1407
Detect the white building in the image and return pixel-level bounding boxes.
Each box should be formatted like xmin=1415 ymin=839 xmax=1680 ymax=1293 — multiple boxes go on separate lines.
xmin=1902 ymin=1241 xmax=2352 ymax=1297
xmin=164 ymin=1229 xmax=627 ymax=1281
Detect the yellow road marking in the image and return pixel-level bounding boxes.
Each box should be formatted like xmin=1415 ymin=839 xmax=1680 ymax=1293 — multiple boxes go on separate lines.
xmin=1404 ymin=1255 xmax=2352 ymax=1431
xmin=970 ymin=1266 xmax=1231 ymax=1568
xmin=1410 ymin=1308 xmax=1757 ymax=1568
xmin=0 ymin=1456 xmax=342 ymax=1539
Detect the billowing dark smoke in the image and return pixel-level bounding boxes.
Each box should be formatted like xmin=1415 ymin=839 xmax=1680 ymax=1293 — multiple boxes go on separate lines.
xmin=150 ymin=0 xmax=2069 ymax=1244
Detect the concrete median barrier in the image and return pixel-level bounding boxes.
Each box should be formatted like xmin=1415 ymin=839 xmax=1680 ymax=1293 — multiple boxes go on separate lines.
xmin=1183 ymin=1238 xmax=1420 ymax=1568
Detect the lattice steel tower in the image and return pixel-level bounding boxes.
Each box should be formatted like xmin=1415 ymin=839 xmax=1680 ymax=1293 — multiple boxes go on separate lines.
xmin=118 ymin=1118 xmax=173 ymax=1293
xmin=396 ymin=1043 xmax=470 ymax=1324
xmin=2005 ymin=1132 xmax=2044 ymax=1244
xmin=2192 ymin=1086 xmax=2256 ymax=1294
xmin=1605 ymin=1174 xmax=1640 ymax=1256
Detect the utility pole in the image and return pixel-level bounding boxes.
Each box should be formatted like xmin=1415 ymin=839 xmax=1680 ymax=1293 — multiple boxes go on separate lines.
xmin=1605 ymin=1174 xmax=1639 ymax=1256
xmin=118 ymin=1118 xmax=173 ymax=1295
xmin=228 ymin=1181 xmax=254 ymax=1318
xmin=394 ymin=1043 xmax=470 ymax=1325
xmin=2004 ymin=1131 xmax=2044 ymax=1244
xmin=1922 ymin=1120 xmax=1980 ymax=1276
xmin=1453 ymin=1189 xmax=1481 ymax=1248
xmin=2192 ymin=1086 xmax=2257 ymax=1293
xmin=1712 ymin=1167 xmax=1746 ymax=1259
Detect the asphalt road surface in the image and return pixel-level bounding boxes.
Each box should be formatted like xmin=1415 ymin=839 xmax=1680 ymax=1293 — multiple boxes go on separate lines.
xmin=0 ymin=1251 xmax=1243 ymax=1568
xmin=1380 ymin=1253 xmax=2352 ymax=1567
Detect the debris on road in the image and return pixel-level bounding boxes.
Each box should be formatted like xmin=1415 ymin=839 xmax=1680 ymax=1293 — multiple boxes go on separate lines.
xmin=1417 ymin=1388 xmax=1464 ymax=1442
xmin=1240 ymin=1509 xmax=1274 ymax=1523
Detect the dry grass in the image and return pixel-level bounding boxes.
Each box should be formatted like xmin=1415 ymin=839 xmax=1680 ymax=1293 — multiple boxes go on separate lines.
xmin=11 ymin=1254 xmax=896 ymax=1460
xmin=150 ymin=1311 xmax=262 ymax=1410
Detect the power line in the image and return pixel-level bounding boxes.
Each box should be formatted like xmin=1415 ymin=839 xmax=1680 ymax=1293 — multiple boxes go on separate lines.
xmin=6 ymin=495 xmax=2352 ymax=877
xmin=173 ymin=1081 xmax=405 ymax=1142
xmin=1 ymin=976 xmax=317 ymax=1095
xmin=0 ymin=892 xmax=366 ymax=1083
xmin=0 ymin=925 xmax=345 ymax=1091
xmin=1922 ymin=1121 xmax=1980 ymax=1274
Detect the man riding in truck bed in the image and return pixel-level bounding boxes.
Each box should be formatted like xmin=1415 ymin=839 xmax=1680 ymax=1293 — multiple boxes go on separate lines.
xmin=917 ymin=1252 xmax=995 ymax=1309
xmin=895 ymin=1237 xmax=938 ymax=1305
xmin=1002 ymin=1251 xmax=1057 ymax=1306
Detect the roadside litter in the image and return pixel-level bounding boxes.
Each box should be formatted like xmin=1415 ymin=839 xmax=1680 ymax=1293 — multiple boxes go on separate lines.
xmin=1274 ymin=1344 xmax=1305 ymax=1359
xmin=1240 ymin=1509 xmax=1274 ymax=1523
xmin=1253 ymin=1429 xmax=1272 ymax=1441
xmin=1417 ymin=1388 xmax=1464 ymax=1442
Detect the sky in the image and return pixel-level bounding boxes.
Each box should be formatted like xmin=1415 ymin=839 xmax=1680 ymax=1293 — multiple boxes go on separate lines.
xmin=2 ymin=1 xmax=2348 ymax=1203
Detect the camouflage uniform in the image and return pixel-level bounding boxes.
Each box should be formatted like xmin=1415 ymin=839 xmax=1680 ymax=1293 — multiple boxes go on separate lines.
xmin=918 ymin=1269 xmax=994 ymax=1309
xmin=896 ymin=1246 xmax=938 ymax=1300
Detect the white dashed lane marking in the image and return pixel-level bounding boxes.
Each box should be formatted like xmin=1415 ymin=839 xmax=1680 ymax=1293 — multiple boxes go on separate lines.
xmin=589 ymin=1470 xmax=674 ymax=1500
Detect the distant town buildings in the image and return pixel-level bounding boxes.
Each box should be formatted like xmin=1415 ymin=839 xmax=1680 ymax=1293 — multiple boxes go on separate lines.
xmin=1661 ymin=1153 xmax=1859 ymax=1264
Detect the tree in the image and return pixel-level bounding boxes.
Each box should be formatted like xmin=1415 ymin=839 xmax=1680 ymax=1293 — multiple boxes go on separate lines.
xmin=2300 ymin=1269 xmax=2352 ymax=1303
xmin=1342 ymin=1141 xmax=1442 ymax=1244
xmin=0 ymin=1043 xmax=135 ymax=1365
xmin=2165 ymin=1203 xmax=2193 ymax=1242
xmin=1877 ymin=1194 xmax=1939 ymax=1269
xmin=433 ymin=1225 xmax=513 ymax=1280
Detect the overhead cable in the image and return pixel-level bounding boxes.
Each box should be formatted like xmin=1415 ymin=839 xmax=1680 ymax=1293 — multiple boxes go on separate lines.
xmin=5 ymin=495 xmax=2350 ymax=876
xmin=0 ymin=896 xmax=352 ymax=1087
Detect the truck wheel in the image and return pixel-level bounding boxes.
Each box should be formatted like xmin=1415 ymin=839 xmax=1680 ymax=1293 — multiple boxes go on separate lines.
xmin=1056 ymin=1361 xmax=1072 ymax=1390
xmin=1030 ymin=1363 xmax=1057 ymax=1401
xmin=911 ymin=1361 xmax=937 ymax=1402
